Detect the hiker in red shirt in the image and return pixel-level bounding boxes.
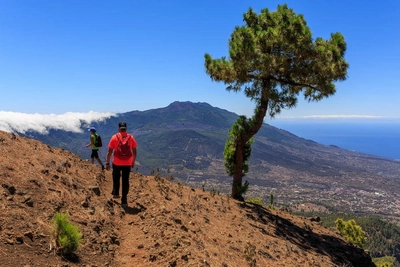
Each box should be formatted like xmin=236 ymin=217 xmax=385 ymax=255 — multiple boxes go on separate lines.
xmin=105 ymin=121 xmax=137 ymax=207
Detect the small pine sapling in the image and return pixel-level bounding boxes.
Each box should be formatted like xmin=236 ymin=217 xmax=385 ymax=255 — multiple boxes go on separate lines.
xmin=52 ymin=212 xmax=83 ymax=255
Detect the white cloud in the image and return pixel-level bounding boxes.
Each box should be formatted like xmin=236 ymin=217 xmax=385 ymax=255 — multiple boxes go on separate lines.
xmin=0 ymin=111 xmax=116 ymax=134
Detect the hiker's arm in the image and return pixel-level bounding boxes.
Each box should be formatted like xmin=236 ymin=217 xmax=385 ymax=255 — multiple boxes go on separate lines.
xmin=105 ymin=148 xmax=113 ymax=170
xmin=131 ymin=148 xmax=137 ymax=168
xmin=86 ymin=136 xmax=94 ymax=147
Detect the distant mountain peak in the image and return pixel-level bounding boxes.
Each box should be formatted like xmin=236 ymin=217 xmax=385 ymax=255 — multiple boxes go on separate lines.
xmin=166 ymin=101 xmax=212 ymax=110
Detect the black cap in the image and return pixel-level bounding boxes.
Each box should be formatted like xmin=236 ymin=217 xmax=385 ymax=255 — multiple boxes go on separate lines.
xmin=118 ymin=121 xmax=127 ymax=129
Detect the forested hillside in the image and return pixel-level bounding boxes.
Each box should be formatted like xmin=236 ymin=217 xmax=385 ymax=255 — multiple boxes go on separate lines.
xmin=295 ymin=212 xmax=400 ymax=266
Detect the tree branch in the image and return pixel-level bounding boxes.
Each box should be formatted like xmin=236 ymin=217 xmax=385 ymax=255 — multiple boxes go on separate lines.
xmin=269 ymin=74 xmax=318 ymax=91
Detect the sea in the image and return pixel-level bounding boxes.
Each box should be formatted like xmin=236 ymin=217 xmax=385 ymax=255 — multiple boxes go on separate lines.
xmin=268 ymin=121 xmax=400 ymax=161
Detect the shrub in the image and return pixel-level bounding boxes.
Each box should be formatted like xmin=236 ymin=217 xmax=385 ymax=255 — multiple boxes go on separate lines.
xmin=237 ymin=180 xmax=249 ymax=196
xmin=372 ymin=256 xmax=397 ymax=267
xmin=246 ymin=197 xmax=263 ymax=205
xmin=267 ymin=192 xmax=275 ymax=210
xmin=52 ymin=212 xmax=83 ymax=255
xmin=335 ymin=218 xmax=366 ymax=248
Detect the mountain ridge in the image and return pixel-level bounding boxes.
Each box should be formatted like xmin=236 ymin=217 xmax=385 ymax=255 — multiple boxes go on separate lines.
xmin=13 ymin=101 xmax=400 ymax=217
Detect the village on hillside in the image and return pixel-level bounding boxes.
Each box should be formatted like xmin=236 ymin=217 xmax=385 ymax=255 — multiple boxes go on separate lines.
xmin=184 ymin=174 xmax=400 ymax=219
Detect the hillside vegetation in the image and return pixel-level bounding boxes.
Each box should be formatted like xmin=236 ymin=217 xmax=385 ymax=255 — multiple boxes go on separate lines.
xmin=294 ymin=212 xmax=400 ymax=266
xmin=323 ymin=214 xmax=400 ymax=262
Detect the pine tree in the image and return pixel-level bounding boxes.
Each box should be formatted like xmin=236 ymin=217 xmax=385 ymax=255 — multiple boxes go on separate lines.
xmin=204 ymin=4 xmax=349 ymax=199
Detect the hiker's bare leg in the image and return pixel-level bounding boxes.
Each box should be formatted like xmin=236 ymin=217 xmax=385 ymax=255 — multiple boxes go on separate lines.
xmin=96 ymin=158 xmax=103 ymax=166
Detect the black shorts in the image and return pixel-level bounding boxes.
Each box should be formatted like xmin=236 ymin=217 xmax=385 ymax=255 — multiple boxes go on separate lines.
xmin=91 ymin=150 xmax=100 ymax=159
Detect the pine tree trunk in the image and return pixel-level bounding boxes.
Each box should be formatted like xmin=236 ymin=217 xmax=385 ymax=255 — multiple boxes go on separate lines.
xmin=231 ymin=86 xmax=270 ymax=201
xmin=231 ymin=140 xmax=245 ymax=200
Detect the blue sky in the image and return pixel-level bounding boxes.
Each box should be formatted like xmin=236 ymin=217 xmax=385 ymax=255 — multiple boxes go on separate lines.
xmin=1 ymin=0 xmax=399 ymax=133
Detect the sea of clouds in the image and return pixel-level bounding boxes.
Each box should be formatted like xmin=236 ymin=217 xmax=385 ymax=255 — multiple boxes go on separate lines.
xmin=0 ymin=111 xmax=116 ymax=134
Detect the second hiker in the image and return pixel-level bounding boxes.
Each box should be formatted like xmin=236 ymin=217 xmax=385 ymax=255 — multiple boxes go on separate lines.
xmin=86 ymin=126 xmax=105 ymax=170
xmin=105 ymin=121 xmax=138 ymax=207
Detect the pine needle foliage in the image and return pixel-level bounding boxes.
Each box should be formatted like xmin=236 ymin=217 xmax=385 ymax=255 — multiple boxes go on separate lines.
xmin=52 ymin=212 xmax=83 ymax=255
xmin=335 ymin=218 xmax=366 ymax=248
xmin=245 ymin=197 xmax=263 ymax=205
xmin=267 ymin=192 xmax=275 ymax=210
xmin=223 ymin=117 xmax=254 ymax=177
xmin=373 ymin=256 xmax=398 ymax=267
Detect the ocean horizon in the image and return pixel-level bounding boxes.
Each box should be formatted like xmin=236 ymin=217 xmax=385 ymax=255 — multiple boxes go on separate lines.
xmin=269 ymin=121 xmax=400 ymax=161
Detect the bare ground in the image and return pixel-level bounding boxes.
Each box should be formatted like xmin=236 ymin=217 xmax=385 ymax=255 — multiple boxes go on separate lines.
xmin=0 ymin=130 xmax=374 ymax=267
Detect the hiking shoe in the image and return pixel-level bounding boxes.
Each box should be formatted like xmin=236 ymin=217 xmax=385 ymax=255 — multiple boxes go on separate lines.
xmin=113 ymin=195 xmax=121 ymax=199
xmin=102 ymin=165 xmax=105 ymax=170
xmin=121 ymin=204 xmax=128 ymax=208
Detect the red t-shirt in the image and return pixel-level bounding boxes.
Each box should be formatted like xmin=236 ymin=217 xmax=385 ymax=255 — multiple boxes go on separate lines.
xmin=108 ymin=132 xmax=137 ymax=166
